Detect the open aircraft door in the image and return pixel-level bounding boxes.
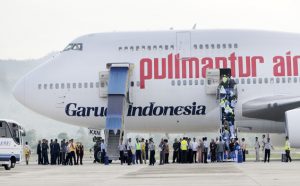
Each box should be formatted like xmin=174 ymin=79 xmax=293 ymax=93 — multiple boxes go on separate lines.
xmin=176 ymin=31 xmax=191 ymax=58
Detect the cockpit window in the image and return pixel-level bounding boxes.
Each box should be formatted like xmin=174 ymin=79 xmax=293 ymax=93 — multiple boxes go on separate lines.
xmin=63 ymin=43 xmax=83 ymax=51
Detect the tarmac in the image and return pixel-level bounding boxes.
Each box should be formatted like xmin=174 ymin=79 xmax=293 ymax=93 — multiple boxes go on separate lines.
xmin=1 ymin=161 xmax=299 ymax=186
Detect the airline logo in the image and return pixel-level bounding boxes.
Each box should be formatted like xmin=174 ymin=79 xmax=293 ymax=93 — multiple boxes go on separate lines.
xmin=65 ymin=102 xmax=206 ymax=117
xmin=140 ymin=52 xmax=300 ymax=89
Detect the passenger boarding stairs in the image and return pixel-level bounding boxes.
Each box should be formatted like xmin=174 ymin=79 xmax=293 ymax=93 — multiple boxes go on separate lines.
xmin=100 ymin=63 xmax=132 ymax=161
xmin=206 ymin=69 xmax=238 ymax=140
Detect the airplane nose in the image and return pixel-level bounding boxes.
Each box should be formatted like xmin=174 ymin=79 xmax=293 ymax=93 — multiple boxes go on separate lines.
xmin=13 ymin=77 xmax=26 ymax=105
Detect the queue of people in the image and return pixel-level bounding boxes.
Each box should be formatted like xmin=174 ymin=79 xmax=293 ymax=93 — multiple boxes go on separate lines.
xmin=36 ymin=138 xmax=84 ymax=166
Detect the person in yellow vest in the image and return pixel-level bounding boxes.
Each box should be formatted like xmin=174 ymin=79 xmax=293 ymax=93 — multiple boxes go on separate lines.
xmin=68 ymin=139 xmax=76 ymax=165
xmin=285 ymin=136 xmax=292 ymax=162
xmin=24 ymin=142 xmax=31 ymax=165
xmin=141 ymin=138 xmax=146 ymax=164
xmin=180 ymin=137 xmax=188 ymax=163
xmin=135 ymin=138 xmax=142 ymax=164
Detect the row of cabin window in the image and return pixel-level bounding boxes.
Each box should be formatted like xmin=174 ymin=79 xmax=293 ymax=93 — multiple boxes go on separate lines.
xmin=38 ymin=82 xmax=100 ymax=90
xmin=118 ymin=45 xmax=175 ymax=52
xmin=171 ymin=77 xmax=300 ymax=86
xmin=193 ymin=43 xmax=238 ymax=50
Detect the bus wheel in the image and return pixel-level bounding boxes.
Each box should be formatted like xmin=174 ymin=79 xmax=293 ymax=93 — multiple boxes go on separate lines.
xmin=4 ymin=160 xmax=11 ymax=170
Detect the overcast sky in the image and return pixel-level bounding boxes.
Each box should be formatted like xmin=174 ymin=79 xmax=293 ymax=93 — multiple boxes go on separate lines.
xmin=0 ymin=0 xmax=300 ymax=60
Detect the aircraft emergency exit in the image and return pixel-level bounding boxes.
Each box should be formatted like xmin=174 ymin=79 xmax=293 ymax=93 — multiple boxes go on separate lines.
xmin=12 ymin=30 xmax=300 ymax=150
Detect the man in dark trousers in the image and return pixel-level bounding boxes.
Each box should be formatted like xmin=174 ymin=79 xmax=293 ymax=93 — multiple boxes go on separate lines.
xmin=145 ymin=139 xmax=149 ymax=161
xmin=41 ymin=139 xmax=49 ymax=165
xmin=37 ymin=140 xmax=42 ymax=165
xmin=50 ymin=139 xmax=54 ymax=164
xmin=60 ymin=139 xmax=66 ymax=165
xmin=54 ymin=139 xmax=60 ymax=164
xmin=172 ymin=138 xmax=180 ymax=163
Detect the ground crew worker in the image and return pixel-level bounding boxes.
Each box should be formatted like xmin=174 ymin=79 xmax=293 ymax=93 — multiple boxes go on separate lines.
xmin=262 ymin=134 xmax=266 ymax=160
xmin=254 ymin=137 xmax=260 ymax=162
xmin=24 ymin=142 xmax=31 ymax=165
xmin=264 ymin=138 xmax=274 ymax=163
xmin=285 ymin=136 xmax=292 ymax=162
xmin=141 ymin=138 xmax=146 ymax=164
xmin=135 ymin=138 xmax=142 ymax=164
xmin=126 ymin=138 xmax=133 ymax=165
xmin=119 ymin=140 xmax=125 ymax=165
xmin=149 ymin=138 xmax=155 ymax=166
xmin=181 ymin=137 xmax=188 ymax=163
xmin=69 ymin=139 xmax=76 ymax=165
xmin=241 ymin=138 xmax=247 ymax=162
xmin=100 ymin=139 xmax=106 ymax=164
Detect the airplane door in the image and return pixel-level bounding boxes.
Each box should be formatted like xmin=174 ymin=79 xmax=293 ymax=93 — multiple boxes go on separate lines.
xmin=176 ymin=31 xmax=191 ymax=58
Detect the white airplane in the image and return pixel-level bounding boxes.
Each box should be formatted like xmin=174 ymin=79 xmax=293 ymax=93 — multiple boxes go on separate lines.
xmin=12 ymin=29 xmax=300 ymax=154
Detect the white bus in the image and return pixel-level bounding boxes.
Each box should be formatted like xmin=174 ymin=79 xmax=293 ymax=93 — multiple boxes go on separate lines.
xmin=0 ymin=119 xmax=26 ymax=170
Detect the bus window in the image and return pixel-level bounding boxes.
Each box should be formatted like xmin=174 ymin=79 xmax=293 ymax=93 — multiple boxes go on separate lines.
xmin=0 ymin=121 xmax=12 ymax=138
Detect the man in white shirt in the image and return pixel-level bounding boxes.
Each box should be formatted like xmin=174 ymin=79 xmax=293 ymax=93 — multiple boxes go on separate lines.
xmin=191 ymin=138 xmax=198 ymax=163
xmin=254 ymin=137 xmax=260 ymax=162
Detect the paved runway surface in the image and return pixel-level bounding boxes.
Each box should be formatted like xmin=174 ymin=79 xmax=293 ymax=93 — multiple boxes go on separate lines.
xmin=1 ymin=161 xmax=299 ymax=186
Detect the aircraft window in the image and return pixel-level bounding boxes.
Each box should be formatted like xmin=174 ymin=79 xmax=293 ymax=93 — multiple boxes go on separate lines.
xmin=90 ymin=82 xmax=94 ymax=88
xmin=136 ymin=81 xmax=140 ymax=87
xmin=43 ymin=84 xmax=47 ymax=89
xmin=96 ymin=82 xmax=100 ymax=88
xmin=205 ymin=44 xmax=209 ymax=49
xmin=253 ymin=78 xmax=256 ymax=84
xmin=288 ymin=77 xmax=292 ymax=83
xmin=258 ymin=78 xmax=262 ymax=84
xmin=170 ymin=45 xmax=174 ymax=50
xmin=193 ymin=44 xmax=197 ymax=49
xmin=136 ymin=46 xmax=139 ymax=51
xmin=199 ymin=44 xmax=203 ymax=49
xmin=63 ymin=43 xmax=83 ymax=51
xmin=55 ymin=83 xmax=59 ymax=89
xmin=73 ymin=83 xmax=76 ymax=89
xmin=200 ymin=79 xmax=204 ymax=85
xmin=217 ymin=44 xmax=220 ymax=49
xmin=38 ymin=84 xmax=42 ymax=90
xmin=241 ymin=79 xmax=245 ymax=84
xmin=235 ymin=78 xmax=239 ymax=84
xmin=165 ymin=45 xmax=169 ymax=50
xmin=211 ymin=44 xmax=215 ymax=49
xmin=124 ymin=47 xmax=128 ymax=51
xmin=50 ymin=83 xmax=53 ymax=89
xmin=84 ymin=82 xmax=88 ymax=88
xmin=67 ymin=83 xmax=70 ymax=89
xmin=78 ymin=83 xmax=82 ymax=88
xmin=228 ymin=44 xmax=232 ymax=49
xmin=194 ymin=80 xmax=198 ymax=85
xmin=130 ymin=46 xmax=134 ymax=51
xmin=147 ymin=46 xmax=151 ymax=50
xmin=247 ymin=78 xmax=251 ymax=84
xmin=264 ymin=78 xmax=268 ymax=84
xmin=282 ymin=77 xmax=286 ymax=83
xmin=183 ymin=80 xmax=187 ymax=85
xmin=294 ymin=77 xmax=298 ymax=83
xmin=142 ymin=46 xmax=146 ymax=50
xmin=276 ymin=77 xmax=280 ymax=83
xmin=177 ymin=80 xmax=181 ymax=86
xmin=189 ymin=80 xmax=193 ymax=85
xmin=61 ymin=83 xmax=65 ymax=89
xmin=131 ymin=81 xmax=134 ymax=87
xmin=118 ymin=47 xmax=122 ymax=51
xmin=171 ymin=80 xmax=175 ymax=86
xmin=153 ymin=46 xmax=157 ymax=50
xmin=222 ymin=44 xmax=226 ymax=49
xmin=159 ymin=45 xmax=163 ymax=50
xmin=270 ymin=78 xmax=274 ymax=84
xmin=234 ymin=43 xmax=238 ymax=48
